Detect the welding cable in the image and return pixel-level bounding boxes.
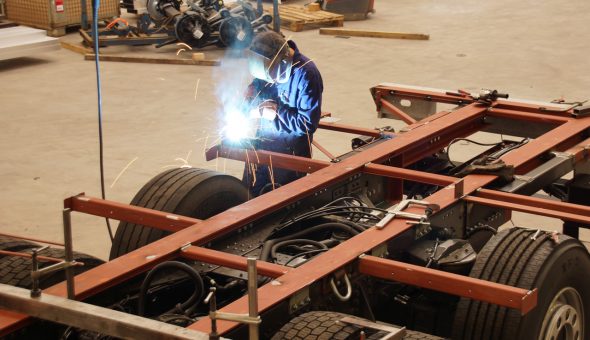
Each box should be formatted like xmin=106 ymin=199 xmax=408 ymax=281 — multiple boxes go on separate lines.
xmin=270 ymin=239 xmax=328 ymax=260
xmin=92 ymin=0 xmax=114 ymax=242
xmin=260 ymin=222 xmax=358 ymax=262
xmin=137 ymin=261 xmax=205 ymax=317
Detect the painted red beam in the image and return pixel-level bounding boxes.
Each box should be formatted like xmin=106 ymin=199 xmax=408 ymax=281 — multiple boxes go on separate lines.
xmin=312 ymin=140 xmax=336 ymax=160
xmin=466 ymin=190 xmax=590 ymax=225
xmin=205 ymin=144 xmax=330 ymax=173
xmin=373 ymin=86 xmax=475 ymax=106
xmin=363 ymin=163 xmax=463 ymax=198
xmin=486 ymin=107 xmax=570 ymax=124
xmin=65 ymin=195 xmax=201 ymax=233
xmin=318 ymin=121 xmax=391 ymax=138
xmin=180 ymin=246 xmax=289 ymax=278
xmin=358 ymin=255 xmax=538 ymax=315
xmin=379 ymin=99 xmax=417 ymax=125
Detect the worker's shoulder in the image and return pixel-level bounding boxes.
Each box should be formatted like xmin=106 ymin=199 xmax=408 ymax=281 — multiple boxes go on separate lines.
xmin=293 ymin=54 xmax=322 ymax=80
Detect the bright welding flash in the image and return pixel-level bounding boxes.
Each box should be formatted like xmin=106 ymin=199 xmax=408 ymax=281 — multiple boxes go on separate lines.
xmin=222 ymin=109 xmax=253 ymax=143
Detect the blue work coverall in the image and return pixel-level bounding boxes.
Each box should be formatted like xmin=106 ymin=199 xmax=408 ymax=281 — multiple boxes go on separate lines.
xmin=243 ymin=40 xmax=323 ymax=196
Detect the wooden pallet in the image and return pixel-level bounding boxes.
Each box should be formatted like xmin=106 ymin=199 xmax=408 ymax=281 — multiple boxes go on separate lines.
xmin=270 ymin=5 xmax=344 ymax=32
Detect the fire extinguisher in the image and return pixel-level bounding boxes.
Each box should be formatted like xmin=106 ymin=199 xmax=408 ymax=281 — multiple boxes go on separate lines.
xmin=55 ymin=0 xmax=64 ymax=13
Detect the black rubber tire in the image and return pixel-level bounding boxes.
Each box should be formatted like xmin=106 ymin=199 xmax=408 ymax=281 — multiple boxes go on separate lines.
xmin=109 ymin=168 xmax=248 ymax=259
xmin=452 ymin=227 xmax=590 ymax=340
xmin=0 ymin=236 xmax=39 ymax=256
xmin=271 ymin=311 xmax=442 ymax=340
xmin=0 ymin=247 xmax=104 ymax=289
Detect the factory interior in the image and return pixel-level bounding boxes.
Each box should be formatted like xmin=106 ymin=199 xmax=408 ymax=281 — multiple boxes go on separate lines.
xmin=0 ymin=0 xmax=589 ymax=339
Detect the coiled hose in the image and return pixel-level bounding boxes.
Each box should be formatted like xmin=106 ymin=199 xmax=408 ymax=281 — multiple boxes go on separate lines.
xmin=138 ymin=261 xmax=204 ymax=317
xmin=260 ymin=222 xmax=359 ymax=262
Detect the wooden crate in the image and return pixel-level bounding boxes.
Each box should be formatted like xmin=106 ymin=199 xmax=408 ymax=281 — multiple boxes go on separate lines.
xmin=270 ymin=5 xmax=344 ymax=32
xmin=5 ymin=0 xmax=119 ymax=36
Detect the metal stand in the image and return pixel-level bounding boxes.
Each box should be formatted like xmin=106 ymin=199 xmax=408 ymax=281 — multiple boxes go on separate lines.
xmin=272 ymin=0 xmax=280 ymax=32
xmin=30 ymin=208 xmax=79 ymax=299
xmin=207 ymin=258 xmax=261 ymax=340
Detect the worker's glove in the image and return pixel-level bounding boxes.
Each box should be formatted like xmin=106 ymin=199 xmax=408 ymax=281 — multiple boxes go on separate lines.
xmin=249 ymin=100 xmax=278 ymax=120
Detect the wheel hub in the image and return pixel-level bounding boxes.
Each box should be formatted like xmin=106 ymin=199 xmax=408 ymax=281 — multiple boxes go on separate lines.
xmin=540 ymin=287 xmax=584 ymax=340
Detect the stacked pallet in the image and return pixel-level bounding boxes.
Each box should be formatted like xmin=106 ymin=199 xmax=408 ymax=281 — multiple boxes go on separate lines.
xmin=268 ymin=4 xmax=344 ymax=32
xmin=0 ymin=26 xmax=60 ymax=60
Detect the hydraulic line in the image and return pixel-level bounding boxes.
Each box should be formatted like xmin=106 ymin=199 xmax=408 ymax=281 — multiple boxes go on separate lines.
xmin=270 ymin=239 xmax=328 ymax=260
xmin=138 ymin=261 xmax=204 ymax=317
xmin=260 ymin=222 xmax=359 ymax=262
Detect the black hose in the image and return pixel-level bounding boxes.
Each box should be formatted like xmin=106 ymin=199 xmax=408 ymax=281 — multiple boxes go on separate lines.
xmin=270 ymin=239 xmax=328 ymax=260
xmin=260 ymin=222 xmax=358 ymax=262
xmin=138 ymin=261 xmax=204 ymax=317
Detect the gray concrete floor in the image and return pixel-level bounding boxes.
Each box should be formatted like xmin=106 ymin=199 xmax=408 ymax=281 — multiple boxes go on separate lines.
xmin=1 ymin=0 xmax=589 ymax=260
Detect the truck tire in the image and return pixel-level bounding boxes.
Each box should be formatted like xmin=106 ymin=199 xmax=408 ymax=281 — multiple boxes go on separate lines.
xmin=109 ymin=168 xmax=248 ymax=259
xmin=452 ymin=227 xmax=590 ymax=340
xmin=271 ymin=311 xmax=442 ymax=340
xmin=0 ymin=247 xmax=104 ymax=289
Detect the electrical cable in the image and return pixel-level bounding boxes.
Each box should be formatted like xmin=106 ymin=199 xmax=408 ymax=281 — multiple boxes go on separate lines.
xmin=92 ymin=0 xmax=114 ymax=242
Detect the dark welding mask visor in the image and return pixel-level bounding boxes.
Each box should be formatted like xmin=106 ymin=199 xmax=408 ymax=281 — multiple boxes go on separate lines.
xmin=248 ymin=48 xmax=293 ymax=84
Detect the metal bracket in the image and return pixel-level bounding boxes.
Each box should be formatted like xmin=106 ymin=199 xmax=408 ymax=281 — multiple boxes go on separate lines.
xmin=339 ymin=316 xmax=405 ymax=340
xmin=288 ymin=286 xmax=310 ymax=314
xmin=30 ymin=209 xmax=79 ymax=299
xmin=207 ymin=258 xmax=260 ymax=340
xmin=376 ymin=200 xmax=440 ymax=229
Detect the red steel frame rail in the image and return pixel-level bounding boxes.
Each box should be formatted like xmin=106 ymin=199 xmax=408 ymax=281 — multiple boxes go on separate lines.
xmin=1 ymin=86 xmax=589 ymax=337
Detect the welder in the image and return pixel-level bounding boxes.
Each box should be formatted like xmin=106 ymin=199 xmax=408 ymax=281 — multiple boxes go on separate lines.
xmin=243 ymin=31 xmax=323 ymax=196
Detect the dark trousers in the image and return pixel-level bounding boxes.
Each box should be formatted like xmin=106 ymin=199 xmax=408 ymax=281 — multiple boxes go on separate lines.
xmin=242 ymin=135 xmax=312 ymax=197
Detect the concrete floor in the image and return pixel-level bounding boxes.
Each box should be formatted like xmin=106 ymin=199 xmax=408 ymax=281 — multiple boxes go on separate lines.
xmin=1 ymin=0 xmax=589 ymax=260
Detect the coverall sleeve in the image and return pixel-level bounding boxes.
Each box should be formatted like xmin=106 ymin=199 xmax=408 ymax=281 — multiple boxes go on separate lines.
xmin=275 ymin=69 xmax=322 ymax=136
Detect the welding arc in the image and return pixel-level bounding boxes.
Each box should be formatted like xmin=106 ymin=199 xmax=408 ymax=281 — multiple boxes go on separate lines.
xmin=92 ymin=0 xmax=114 ymax=242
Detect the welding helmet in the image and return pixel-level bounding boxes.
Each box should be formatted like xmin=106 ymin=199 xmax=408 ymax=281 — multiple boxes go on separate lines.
xmin=248 ymin=32 xmax=293 ymax=84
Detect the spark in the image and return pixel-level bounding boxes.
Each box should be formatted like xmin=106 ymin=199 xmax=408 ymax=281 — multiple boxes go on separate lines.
xmin=174 ymin=150 xmax=192 ymax=168
xmin=304 ymin=123 xmax=312 ymax=157
xmin=161 ymin=150 xmax=193 ymax=169
xmin=269 ymin=154 xmax=276 ymax=190
xmin=176 ymin=48 xmax=186 ymax=56
xmin=176 ymin=42 xmax=193 ymax=50
xmin=295 ymin=59 xmax=314 ymax=70
xmin=202 ymin=135 xmax=209 ymax=156
xmin=110 ymin=157 xmax=139 ymax=188
xmin=194 ymin=78 xmax=200 ymax=101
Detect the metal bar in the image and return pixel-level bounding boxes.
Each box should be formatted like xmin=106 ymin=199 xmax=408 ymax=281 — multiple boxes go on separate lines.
xmin=471 ymin=189 xmax=590 ymax=223
xmin=380 ymin=99 xmax=417 ymax=124
xmin=65 ymin=195 xmax=201 ymax=232
xmin=62 ymin=209 xmax=75 ymax=300
xmin=486 ymin=107 xmax=570 ymax=124
xmin=318 ymin=121 xmax=386 ymax=138
xmin=180 ymin=246 xmax=289 ymax=278
xmin=0 ymin=250 xmax=63 ymax=263
xmin=312 ymin=140 xmax=336 ymax=160
xmin=205 ymin=144 xmax=330 ymax=173
xmin=464 ymin=195 xmax=590 ymax=225
xmin=0 ymin=284 xmax=208 ymax=340
xmin=363 ymin=163 xmax=456 ymax=186
xmin=0 ymin=232 xmax=64 ymax=247
xmin=358 ymin=255 xmax=537 ymax=315
xmin=363 ymin=163 xmax=464 ymax=198
xmin=247 ymin=258 xmax=259 ymax=340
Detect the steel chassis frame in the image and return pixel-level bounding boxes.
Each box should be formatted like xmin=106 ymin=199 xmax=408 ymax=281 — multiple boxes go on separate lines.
xmin=1 ymin=84 xmax=590 ymax=337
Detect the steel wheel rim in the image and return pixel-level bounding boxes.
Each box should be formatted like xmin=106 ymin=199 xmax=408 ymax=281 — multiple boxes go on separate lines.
xmin=539 ymin=287 xmax=584 ymax=340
